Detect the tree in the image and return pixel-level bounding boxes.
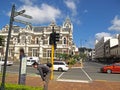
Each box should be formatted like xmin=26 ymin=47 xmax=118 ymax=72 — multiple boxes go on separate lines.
xmin=56 ymin=53 xmax=69 ymax=61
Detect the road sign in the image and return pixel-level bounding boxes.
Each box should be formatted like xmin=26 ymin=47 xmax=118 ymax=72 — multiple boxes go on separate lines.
xmin=14 ymin=19 xmax=31 ymax=25
xmin=14 ymin=10 xmax=25 ymax=17
xmin=14 ymin=11 xmax=32 ymax=19
xmin=19 ymin=14 xmax=32 ymax=19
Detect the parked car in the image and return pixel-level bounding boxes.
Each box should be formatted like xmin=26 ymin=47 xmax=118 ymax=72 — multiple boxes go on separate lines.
xmin=53 ymin=61 xmax=69 ymax=72
xmin=100 ymin=62 xmax=120 ymax=74
xmin=0 ymin=58 xmax=13 ymax=66
xmin=27 ymin=57 xmax=40 ymax=66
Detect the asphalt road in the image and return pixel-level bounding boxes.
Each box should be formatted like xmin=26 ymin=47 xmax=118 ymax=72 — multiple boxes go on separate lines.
xmin=55 ymin=61 xmax=120 ymax=82
xmin=1 ymin=61 xmax=120 ymax=82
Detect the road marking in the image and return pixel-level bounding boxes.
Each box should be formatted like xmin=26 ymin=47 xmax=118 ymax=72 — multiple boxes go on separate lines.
xmin=56 ymin=72 xmax=65 ymax=80
xmin=57 ymin=79 xmax=90 ymax=83
xmin=81 ymin=68 xmax=93 ymax=81
xmin=95 ymin=80 xmax=107 ymax=82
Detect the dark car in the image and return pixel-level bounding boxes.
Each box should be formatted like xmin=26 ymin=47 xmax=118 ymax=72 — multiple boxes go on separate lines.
xmin=100 ymin=62 xmax=120 ymax=74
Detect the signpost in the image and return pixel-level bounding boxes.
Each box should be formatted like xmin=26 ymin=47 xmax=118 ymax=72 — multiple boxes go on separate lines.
xmin=14 ymin=19 xmax=31 ymax=25
xmin=0 ymin=4 xmax=32 ymax=90
xmin=19 ymin=14 xmax=32 ymax=19
xmin=14 ymin=10 xmax=25 ymax=17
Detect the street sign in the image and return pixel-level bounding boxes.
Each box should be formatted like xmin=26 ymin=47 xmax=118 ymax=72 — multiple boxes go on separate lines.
xmin=14 ymin=19 xmax=31 ymax=25
xmin=14 ymin=11 xmax=32 ymax=19
xmin=14 ymin=10 xmax=25 ymax=17
xmin=19 ymin=14 xmax=32 ymax=19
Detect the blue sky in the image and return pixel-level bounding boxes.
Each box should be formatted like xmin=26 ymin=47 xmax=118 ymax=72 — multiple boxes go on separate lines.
xmin=0 ymin=0 xmax=120 ymax=48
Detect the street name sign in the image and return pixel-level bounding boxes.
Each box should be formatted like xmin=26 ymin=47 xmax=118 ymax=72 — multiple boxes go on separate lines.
xmin=14 ymin=19 xmax=31 ymax=25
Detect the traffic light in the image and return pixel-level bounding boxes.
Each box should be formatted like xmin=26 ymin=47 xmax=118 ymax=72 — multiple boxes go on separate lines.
xmin=55 ymin=33 xmax=60 ymax=42
xmin=49 ymin=32 xmax=60 ymax=49
xmin=49 ymin=33 xmax=54 ymax=45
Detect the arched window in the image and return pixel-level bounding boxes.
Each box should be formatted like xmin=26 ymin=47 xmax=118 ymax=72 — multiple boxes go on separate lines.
xmin=21 ymin=35 xmax=26 ymax=44
xmin=35 ymin=37 xmax=39 ymax=44
xmin=63 ymin=37 xmax=67 ymax=44
xmin=13 ymin=37 xmax=17 ymax=44
xmin=28 ymin=36 xmax=31 ymax=44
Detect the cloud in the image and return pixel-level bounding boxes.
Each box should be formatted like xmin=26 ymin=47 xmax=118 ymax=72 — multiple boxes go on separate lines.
xmin=64 ymin=0 xmax=77 ymax=16
xmin=18 ymin=4 xmax=61 ymax=24
xmin=8 ymin=1 xmax=61 ymax=25
xmin=108 ymin=15 xmax=120 ymax=31
xmin=95 ymin=32 xmax=111 ymax=40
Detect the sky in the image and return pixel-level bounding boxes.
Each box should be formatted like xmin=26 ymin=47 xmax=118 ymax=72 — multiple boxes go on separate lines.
xmin=0 ymin=0 xmax=120 ymax=49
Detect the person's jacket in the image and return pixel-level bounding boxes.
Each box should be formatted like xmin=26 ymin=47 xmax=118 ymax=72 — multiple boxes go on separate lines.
xmin=37 ymin=64 xmax=51 ymax=81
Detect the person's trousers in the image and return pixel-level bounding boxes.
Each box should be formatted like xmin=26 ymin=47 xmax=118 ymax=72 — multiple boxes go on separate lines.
xmin=44 ymin=72 xmax=50 ymax=90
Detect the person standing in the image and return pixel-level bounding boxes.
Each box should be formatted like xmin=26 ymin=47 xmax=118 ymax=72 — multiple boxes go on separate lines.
xmin=32 ymin=62 xmax=52 ymax=90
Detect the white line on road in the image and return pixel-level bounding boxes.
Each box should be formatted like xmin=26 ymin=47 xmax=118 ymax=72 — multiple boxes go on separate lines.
xmin=57 ymin=79 xmax=90 ymax=83
xmin=56 ymin=72 xmax=65 ymax=80
xmin=81 ymin=68 xmax=93 ymax=81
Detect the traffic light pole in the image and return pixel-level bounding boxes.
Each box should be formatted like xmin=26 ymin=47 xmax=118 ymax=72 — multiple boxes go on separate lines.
xmin=50 ymin=44 xmax=54 ymax=80
xmin=0 ymin=4 xmax=15 ymax=90
xmin=50 ymin=26 xmax=55 ymax=80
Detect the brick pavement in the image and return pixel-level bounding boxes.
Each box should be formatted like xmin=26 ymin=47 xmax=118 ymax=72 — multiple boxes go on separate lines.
xmin=1 ymin=74 xmax=120 ymax=90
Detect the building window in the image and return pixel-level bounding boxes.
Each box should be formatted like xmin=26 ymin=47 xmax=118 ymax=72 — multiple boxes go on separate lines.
xmin=27 ymin=36 xmax=31 ymax=44
xmin=13 ymin=37 xmax=17 ymax=44
xmin=21 ymin=35 xmax=26 ymax=44
xmin=47 ymin=50 xmax=51 ymax=57
xmin=62 ymin=50 xmax=67 ymax=54
xmin=35 ymin=37 xmax=39 ymax=44
xmin=32 ymin=49 xmax=38 ymax=57
xmin=63 ymin=37 xmax=67 ymax=44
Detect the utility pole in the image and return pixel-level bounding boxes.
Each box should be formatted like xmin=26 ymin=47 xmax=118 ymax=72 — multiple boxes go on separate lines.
xmin=0 ymin=4 xmax=32 ymax=90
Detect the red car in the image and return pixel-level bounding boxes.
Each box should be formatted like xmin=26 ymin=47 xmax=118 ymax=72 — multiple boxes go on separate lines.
xmin=100 ymin=62 xmax=120 ymax=74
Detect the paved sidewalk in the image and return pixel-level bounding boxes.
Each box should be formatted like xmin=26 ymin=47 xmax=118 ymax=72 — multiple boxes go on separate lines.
xmin=1 ymin=74 xmax=120 ymax=90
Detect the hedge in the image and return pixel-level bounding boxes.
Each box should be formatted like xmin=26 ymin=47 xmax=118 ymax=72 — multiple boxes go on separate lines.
xmin=0 ymin=83 xmax=43 ymax=90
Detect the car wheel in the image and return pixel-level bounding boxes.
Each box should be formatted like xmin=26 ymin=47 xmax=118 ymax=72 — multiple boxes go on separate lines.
xmin=107 ymin=69 xmax=112 ymax=74
xmin=58 ymin=68 xmax=63 ymax=72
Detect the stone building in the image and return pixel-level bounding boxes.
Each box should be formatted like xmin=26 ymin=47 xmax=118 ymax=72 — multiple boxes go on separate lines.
xmin=0 ymin=18 xmax=78 ymax=61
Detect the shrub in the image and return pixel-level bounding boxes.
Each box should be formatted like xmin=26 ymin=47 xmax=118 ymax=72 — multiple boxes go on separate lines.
xmin=68 ymin=58 xmax=76 ymax=65
xmin=2 ymin=83 xmax=43 ymax=90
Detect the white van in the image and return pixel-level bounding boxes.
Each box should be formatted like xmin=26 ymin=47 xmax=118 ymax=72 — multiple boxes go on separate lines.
xmin=26 ymin=57 xmax=40 ymax=66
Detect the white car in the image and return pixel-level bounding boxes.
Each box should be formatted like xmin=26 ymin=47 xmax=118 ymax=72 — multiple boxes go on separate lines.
xmin=0 ymin=58 xmax=13 ymax=66
xmin=27 ymin=57 xmax=40 ymax=66
xmin=53 ymin=61 xmax=69 ymax=72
